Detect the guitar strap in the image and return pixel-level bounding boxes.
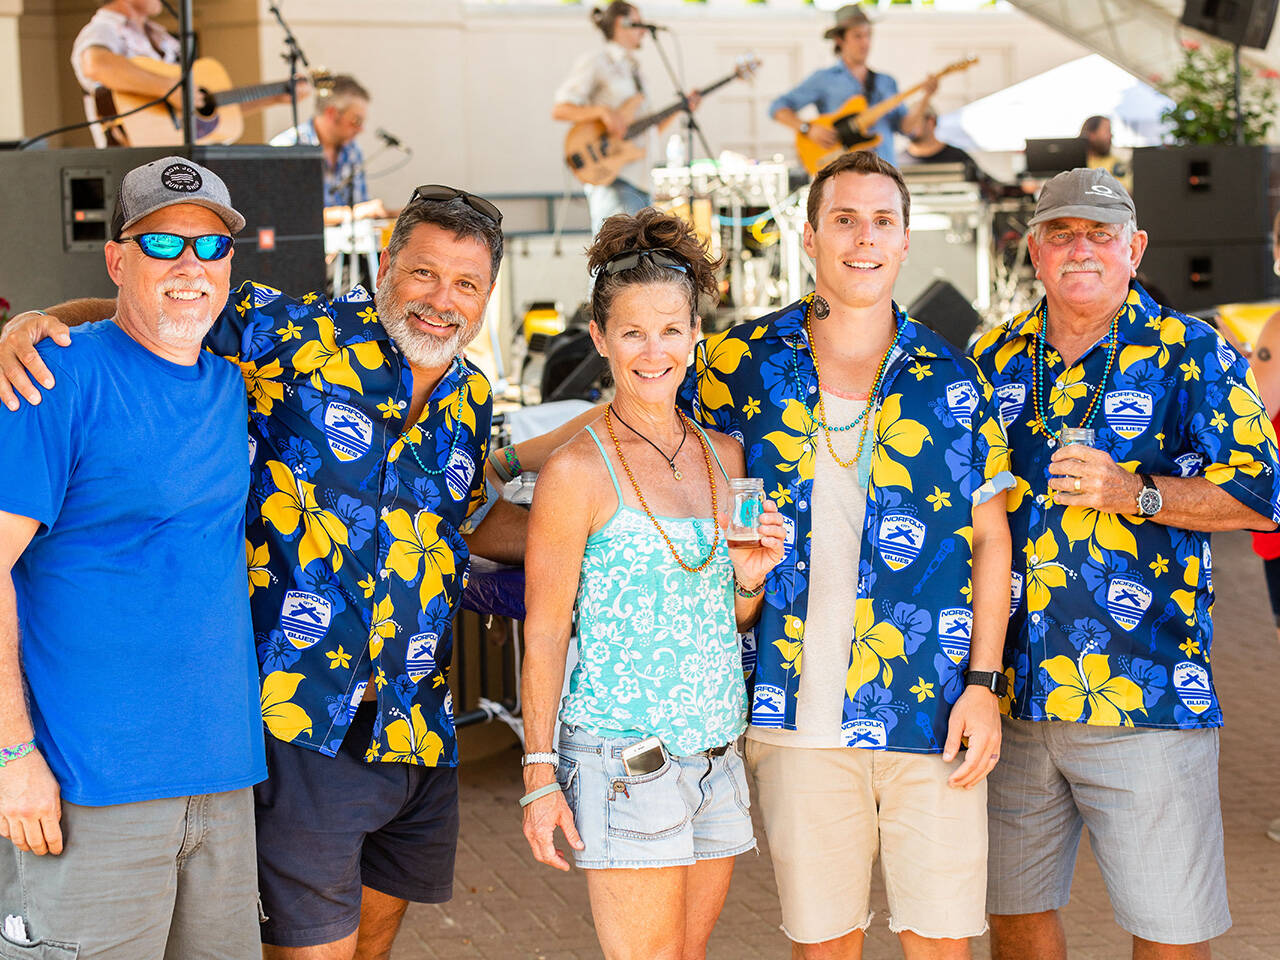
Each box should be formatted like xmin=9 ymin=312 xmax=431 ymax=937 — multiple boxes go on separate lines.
xmin=863 ymin=69 xmax=878 ymax=103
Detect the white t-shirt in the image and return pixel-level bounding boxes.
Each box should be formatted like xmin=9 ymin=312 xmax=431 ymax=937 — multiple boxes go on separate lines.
xmin=749 ymin=390 xmax=871 ymax=749
xmin=554 ymin=41 xmax=651 ymax=185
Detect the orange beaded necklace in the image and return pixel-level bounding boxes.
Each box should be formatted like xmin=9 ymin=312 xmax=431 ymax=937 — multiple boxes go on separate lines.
xmin=604 ymin=404 xmax=722 ymax=573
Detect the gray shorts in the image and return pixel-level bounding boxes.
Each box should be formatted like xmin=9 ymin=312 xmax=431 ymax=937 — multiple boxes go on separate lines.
xmin=987 ymin=717 xmax=1230 ymax=945
xmin=0 ymin=788 xmax=259 ymax=960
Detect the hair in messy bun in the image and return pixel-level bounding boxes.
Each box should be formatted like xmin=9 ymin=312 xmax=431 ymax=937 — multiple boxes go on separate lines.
xmin=587 ymin=208 xmax=721 ymax=331
xmin=591 ymin=2 xmax=637 ymax=41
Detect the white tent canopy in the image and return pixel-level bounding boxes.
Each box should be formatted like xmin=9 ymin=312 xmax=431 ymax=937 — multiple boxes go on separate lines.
xmin=936 ymin=54 xmax=1173 ymax=153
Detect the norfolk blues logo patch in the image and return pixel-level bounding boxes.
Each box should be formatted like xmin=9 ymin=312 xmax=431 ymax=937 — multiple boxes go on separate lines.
xmin=406 ymin=631 xmax=440 ymax=683
xmin=937 ymin=608 xmax=973 ymax=664
xmin=946 ymin=380 xmax=979 ymax=429
xmin=751 ymin=683 xmax=786 ymax=727
xmin=248 ymin=435 xmax=258 ymax=466
xmin=1106 ymin=576 xmax=1153 ymax=631
xmin=1010 ymin=571 xmax=1024 ymax=616
xmin=345 ymin=681 xmax=367 ymax=723
xmin=323 ymin=401 xmax=373 ymax=462
xmin=1173 ymin=660 xmax=1212 ymax=714
xmin=1175 ymin=452 xmax=1204 ymax=477
xmin=878 ymin=514 xmax=927 ymax=570
xmin=996 ymin=382 xmax=1027 ymax=428
xmin=1104 ymin=390 xmax=1153 ymax=439
xmin=444 ymin=447 xmax=475 ymax=502
xmin=1216 ymin=337 xmax=1236 ymax=374
xmin=280 ymin=590 xmax=333 ymax=649
xmin=842 ymin=718 xmax=887 ymax=749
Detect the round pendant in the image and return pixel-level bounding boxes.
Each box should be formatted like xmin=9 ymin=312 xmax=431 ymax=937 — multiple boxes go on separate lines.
xmin=673 ymin=468 xmax=683 ymax=481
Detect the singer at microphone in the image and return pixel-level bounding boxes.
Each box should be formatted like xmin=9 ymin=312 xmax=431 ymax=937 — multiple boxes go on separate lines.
xmin=269 ymin=73 xmax=397 ymax=226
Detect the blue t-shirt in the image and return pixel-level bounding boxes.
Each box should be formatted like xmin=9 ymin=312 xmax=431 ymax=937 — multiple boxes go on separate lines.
xmin=769 ymin=63 xmax=906 ymax=165
xmin=0 ymin=321 xmax=265 ymax=806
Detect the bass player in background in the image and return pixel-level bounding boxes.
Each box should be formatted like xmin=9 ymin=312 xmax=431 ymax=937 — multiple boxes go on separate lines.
xmin=553 ymin=1 xmax=698 ymax=235
xmin=771 ymin=4 xmax=933 ymax=168
xmin=72 ymin=0 xmax=295 ymax=147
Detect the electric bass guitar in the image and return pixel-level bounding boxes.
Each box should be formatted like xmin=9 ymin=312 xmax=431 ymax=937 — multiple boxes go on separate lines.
xmin=563 ymin=54 xmax=761 ymax=187
xmin=95 ymin=56 xmax=324 ymax=147
xmin=794 ymin=56 xmax=978 ymax=175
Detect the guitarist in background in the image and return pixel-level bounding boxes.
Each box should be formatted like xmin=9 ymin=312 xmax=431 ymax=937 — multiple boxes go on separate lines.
xmin=771 ymin=4 xmax=934 ymax=167
xmin=71 ymin=0 xmax=292 ymax=148
xmin=553 ymin=1 xmax=698 ymax=235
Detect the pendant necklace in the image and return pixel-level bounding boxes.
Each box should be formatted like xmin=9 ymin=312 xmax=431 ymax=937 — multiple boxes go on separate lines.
xmin=609 ymin=404 xmax=688 ymax=480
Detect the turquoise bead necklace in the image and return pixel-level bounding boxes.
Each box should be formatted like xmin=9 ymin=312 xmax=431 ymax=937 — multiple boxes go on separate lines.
xmin=1030 ymin=303 xmax=1118 ymax=447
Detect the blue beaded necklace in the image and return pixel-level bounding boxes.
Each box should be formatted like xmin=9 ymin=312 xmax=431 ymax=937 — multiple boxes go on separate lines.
xmin=1030 ymin=302 xmax=1118 ymax=447
xmin=402 ymin=365 xmax=469 ymax=476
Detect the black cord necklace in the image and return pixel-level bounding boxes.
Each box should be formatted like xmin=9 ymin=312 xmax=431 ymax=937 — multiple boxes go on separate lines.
xmin=609 ymin=406 xmax=689 ymax=481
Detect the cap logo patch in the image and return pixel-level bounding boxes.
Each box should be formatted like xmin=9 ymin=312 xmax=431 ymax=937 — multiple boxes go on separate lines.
xmin=1087 ymin=184 xmax=1120 ymax=199
xmin=161 ymin=162 xmax=203 ymax=193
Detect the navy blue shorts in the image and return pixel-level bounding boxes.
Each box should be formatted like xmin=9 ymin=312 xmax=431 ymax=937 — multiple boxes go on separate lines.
xmin=1265 ymin=557 xmax=1280 ymax=626
xmin=255 ymin=702 xmax=459 ymax=948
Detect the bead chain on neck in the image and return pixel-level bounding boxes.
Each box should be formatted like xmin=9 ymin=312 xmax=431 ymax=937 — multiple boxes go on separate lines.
xmin=1030 ymin=303 xmax=1119 ymax=446
xmin=604 ymin=404 xmax=721 ymax=573
xmin=404 ymin=366 xmax=469 ymax=476
xmin=798 ymin=294 xmax=902 ymax=470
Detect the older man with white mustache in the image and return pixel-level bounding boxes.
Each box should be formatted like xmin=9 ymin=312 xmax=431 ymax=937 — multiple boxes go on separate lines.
xmin=970 ymin=168 xmax=1280 ymax=960
xmin=0 ymin=183 xmax=526 ymax=960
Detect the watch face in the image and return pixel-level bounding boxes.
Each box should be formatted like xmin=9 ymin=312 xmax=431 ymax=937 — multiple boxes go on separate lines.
xmin=1138 ymin=487 xmax=1162 ymax=516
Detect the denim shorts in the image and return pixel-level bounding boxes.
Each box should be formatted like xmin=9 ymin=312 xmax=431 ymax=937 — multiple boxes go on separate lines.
xmin=988 ymin=717 xmax=1230 ymax=945
xmin=556 ymin=724 xmax=756 ymax=870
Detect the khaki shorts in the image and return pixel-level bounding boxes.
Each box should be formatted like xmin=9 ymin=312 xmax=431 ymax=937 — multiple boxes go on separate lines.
xmin=745 ymin=739 xmax=988 ymax=944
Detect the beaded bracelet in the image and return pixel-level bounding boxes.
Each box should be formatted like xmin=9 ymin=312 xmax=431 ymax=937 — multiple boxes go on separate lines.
xmin=488 ymin=445 xmax=523 ymax=484
xmin=0 ymin=740 xmax=34 ymax=767
xmin=734 ymin=577 xmax=764 ymax=599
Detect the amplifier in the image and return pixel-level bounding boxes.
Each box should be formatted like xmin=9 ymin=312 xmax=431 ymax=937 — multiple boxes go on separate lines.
xmin=1139 ymin=239 xmax=1278 ymax=314
xmin=1131 ymin=145 xmax=1280 ymax=245
xmin=0 ymin=145 xmax=325 ymax=310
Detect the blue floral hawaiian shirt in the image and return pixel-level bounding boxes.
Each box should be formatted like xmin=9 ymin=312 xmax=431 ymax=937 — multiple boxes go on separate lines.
xmin=682 ymin=296 xmax=1013 ymax=753
xmin=970 ymin=283 xmax=1280 ymax=729
xmin=205 ymin=281 xmax=492 ymax=766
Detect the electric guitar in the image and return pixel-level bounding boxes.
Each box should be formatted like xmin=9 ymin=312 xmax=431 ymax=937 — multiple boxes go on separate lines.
xmin=794 ymin=56 xmax=978 ymax=175
xmin=563 ymin=54 xmax=761 ymax=187
xmin=95 ymin=56 xmax=326 ymax=147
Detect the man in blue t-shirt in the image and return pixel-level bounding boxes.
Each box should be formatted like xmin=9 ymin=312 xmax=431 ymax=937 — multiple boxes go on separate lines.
xmin=770 ymin=4 xmax=936 ymax=167
xmin=0 ymin=157 xmax=265 ymax=959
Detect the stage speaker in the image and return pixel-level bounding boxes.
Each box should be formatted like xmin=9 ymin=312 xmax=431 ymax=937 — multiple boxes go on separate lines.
xmin=0 ymin=145 xmax=325 ymax=311
xmin=908 ymin=279 xmax=982 ymax=350
xmin=1181 ymin=0 xmax=1279 ymax=49
xmin=1132 ymin=145 xmax=1279 ymax=244
xmin=1139 ymin=240 xmax=1276 ymax=313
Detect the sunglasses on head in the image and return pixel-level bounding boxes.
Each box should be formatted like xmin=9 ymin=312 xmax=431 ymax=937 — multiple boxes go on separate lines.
xmin=118 ymin=232 xmax=234 ymax=262
xmin=407 ymin=185 xmax=503 ymax=226
xmin=600 ymin=247 xmax=690 ymax=277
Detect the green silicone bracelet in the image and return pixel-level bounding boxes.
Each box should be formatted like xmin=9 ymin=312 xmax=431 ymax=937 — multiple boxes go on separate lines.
xmin=519 ymin=783 xmax=562 ymax=808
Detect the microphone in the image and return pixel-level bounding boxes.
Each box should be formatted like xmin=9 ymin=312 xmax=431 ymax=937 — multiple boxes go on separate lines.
xmin=632 ymin=21 xmax=668 ymax=32
xmin=376 ymin=127 xmax=404 ymax=149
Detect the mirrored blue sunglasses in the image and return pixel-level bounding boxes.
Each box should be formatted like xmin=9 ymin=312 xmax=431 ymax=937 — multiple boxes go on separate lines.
xmin=119 ymin=233 xmax=234 ymax=262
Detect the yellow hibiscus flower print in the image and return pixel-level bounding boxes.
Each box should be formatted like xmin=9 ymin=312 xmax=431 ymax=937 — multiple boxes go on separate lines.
xmin=383 ymin=704 xmax=444 ymax=764
xmin=368 ymin=594 xmax=397 ymax=658
xmin=1228 ymin=383 xmax=1274 ymax=449
xmin=1061 ymin=503 xmax=1138 ymax=562
xmin=291 ymin=315 xmax=385 ymax=394
xmin=1042 ymin=654 xmax=1144 ymax=725
xmin=1048 ymin=366 xmax=1088 ymax=418
xmin=846 ymin=599 xmax=906 ymax=694
xmin=261 ymin=671 xmax=313 ymax=742
xmin=261 ymin=460 xmax=351 ymax=571
xmin=246 ymin=539 xmax=271 ymax=596
xmin=870 ymin=394 xmax=931 ymax=491
xmin=696 ymin=333 xmax=752 ymax=412
xmin=1025 ymin=530 xmax=1067 ymax=613
xmin=384 ymin=508 xmax=458 ymax=610
xmin=763 ymin=399 xmax=819 ymax=479
xmin=238 ymin=358 xmax=284 ymax=416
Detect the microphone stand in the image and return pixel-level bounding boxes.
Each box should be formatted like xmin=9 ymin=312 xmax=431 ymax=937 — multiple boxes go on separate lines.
xmin=179 ymin=0 xmax=195 ymax=148
xmin=268 ymin=2 xmax=310 ymax=136
xmin=644 ymin=25 xmax=718 ymax=211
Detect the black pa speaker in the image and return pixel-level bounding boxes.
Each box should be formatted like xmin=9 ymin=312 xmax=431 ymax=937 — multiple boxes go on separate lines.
xmin=908 ymin=279 xmax=982 ymax=351
xmin=1132 ymin=144 xmax=1280 ymax=244
xmin=0 ymin=145 xmax=325 ymax=310
xmin=1181 ymin=0 xmax=1280 ymax=48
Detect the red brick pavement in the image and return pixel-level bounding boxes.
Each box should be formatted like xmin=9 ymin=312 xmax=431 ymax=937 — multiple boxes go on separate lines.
xmin=396 ymin=531 xmax=1280 ymax=959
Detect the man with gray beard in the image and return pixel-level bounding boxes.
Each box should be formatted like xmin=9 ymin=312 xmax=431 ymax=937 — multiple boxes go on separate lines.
xmin=0 ymin=184 xmax=524 ymax=960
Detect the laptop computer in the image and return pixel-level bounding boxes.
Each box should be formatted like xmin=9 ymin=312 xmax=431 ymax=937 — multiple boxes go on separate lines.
xmin=1024 ymin=138 xmax=1089 ymax=177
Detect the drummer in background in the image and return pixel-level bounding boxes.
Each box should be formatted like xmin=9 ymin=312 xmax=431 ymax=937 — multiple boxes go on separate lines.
xmin=271 ymin=74 xmax=396 ymax=227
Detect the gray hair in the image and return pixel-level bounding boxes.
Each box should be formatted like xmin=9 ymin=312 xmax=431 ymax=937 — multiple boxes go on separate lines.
xmin=385 ymin=198 xmax=504 ymax=285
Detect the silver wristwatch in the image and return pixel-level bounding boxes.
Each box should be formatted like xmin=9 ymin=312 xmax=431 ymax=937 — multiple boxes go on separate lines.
xmin=521 ymin=751 xmax=559 ymax=767
xmin=1135 ymin=474 xmax=1162 ymax=518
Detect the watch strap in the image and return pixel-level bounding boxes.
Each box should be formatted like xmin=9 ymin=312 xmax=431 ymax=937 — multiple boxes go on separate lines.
xmin=1137 ymin=473 xmax=1161 ymax=517
xmin=964 ymin=670 xmax=1008 ymax=696
xmin=521 ymin=751 xmax=559 ymax=767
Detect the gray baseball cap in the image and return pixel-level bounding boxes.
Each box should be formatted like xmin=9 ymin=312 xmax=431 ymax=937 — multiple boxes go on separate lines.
xmin=1027 ymin=167 xmax=1136 ymax=228
xmin=110 ymin=156 xmax=246 ymax=238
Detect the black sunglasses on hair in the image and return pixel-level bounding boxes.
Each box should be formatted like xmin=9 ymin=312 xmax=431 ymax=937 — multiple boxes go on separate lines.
xmin=600 ymin=247 xmax=690 ymax=276
xmin=407 ymin=185 xmax=503 ymax=226
xmin=118 ymin=233 xmax=234 ymax=261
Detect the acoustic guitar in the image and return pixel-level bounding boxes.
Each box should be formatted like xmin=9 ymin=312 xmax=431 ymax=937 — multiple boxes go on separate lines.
xmin=563 ymin=54 xmax=761 ymax=187
xmin=95 ymin=56 xmax=322 ymax=147
xmin=794 ymin=56 xmax=978 ymax=175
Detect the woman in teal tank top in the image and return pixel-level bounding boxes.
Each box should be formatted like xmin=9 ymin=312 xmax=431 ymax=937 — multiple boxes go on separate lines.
xmin=521 ymin=209 xmax=785 ymax=960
